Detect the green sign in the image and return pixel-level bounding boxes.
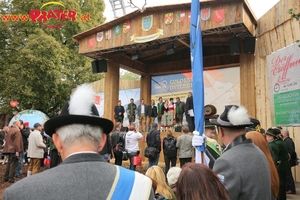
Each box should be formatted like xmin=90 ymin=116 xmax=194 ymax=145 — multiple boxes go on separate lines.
xmin=274 ymin=89 xmax=300 ymax=125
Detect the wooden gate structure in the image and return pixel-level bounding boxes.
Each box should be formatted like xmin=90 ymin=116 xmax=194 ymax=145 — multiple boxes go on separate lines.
xmin=73 ymin=0 xmax=300 ymax=180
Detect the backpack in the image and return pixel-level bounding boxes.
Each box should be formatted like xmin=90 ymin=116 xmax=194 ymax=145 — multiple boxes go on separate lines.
xmin=113 ymin=133 xmax=125 ymax=155
xmin=163 ymin=137 xmax=176 ymax=158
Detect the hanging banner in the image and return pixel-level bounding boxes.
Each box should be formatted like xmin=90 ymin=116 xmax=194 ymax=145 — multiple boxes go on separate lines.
xmin=130 ymin=29 xmax=164 ymax=43
xmin=267 ymin=43 xmax=300 ymax=126
xmin=151 ymin=67 xmax=240 ymax=114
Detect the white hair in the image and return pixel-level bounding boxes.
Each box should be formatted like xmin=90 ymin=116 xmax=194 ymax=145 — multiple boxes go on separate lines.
xmin=167 ymin=167 xmax=182 ymax=186
xmin=56 ymin=124 xmax=103 ymax=149
xmin=282 ymin=129 xmax=289 ymax=136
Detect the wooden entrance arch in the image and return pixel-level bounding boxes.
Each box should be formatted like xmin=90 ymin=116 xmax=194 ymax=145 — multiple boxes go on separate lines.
xmin=73 ymin=0 xmax=257 ymax=122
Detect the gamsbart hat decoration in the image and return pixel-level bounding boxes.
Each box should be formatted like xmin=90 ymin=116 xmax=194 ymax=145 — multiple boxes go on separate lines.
xmin=210 ymin=105 xmax=252 ymax=127
xmin=44 ymin=84 xmax=113 ymax=136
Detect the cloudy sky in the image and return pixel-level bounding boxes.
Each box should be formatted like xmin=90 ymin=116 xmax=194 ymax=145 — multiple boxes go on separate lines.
xmin=103 ymin=0 xmax=280 ymax=22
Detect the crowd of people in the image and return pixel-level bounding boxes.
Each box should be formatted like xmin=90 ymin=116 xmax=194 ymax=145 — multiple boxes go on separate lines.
xmin=0 ymin=120 xmax=60 ymax=183
xmin=113 ymin=92 xmax=194 ymax=132
xmin=0 ymin=84 xmax=298 ymax=200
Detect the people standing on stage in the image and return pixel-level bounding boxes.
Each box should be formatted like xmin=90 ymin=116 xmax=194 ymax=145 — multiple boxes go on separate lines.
xmin=185 ymin=92 xmax=195 ymax=132
xmin=175 ymin=97 xmax=185 ymax=126
xmin=146 ymin=99 xmax=158 ymax=132
xmin=114 ymin=100 xmax=125 ymax=123
xmin=126 ymin=98 xmax=137 ymax=126
xmin=157 ymin=97 xmax=164 ymax=130
xmin=137 ymin=99 xmax=148 ymax=132
xmin=167 ymin=98 xmax=175 ymax=131
xmin=161 ymin=100 xmax=169 ymax=131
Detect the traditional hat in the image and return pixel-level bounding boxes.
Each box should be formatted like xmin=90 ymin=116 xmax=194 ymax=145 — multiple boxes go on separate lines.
xmin=210 ymin=105 xmax=252 ymax=127
xmin=265 ymin=128 xmax=280 ymax=137
xmin=44 ymin=84 xmax=113 ymax=136
xmin=205 ymin=120 xmax=216 ymax=128
xmin=246 ymin=118 xmax=261 ymax=132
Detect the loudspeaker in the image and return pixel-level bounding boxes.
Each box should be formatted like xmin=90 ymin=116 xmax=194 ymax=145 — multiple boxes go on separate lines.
xmin=244 ymin=37 xmax=256 ymax=54
xmin=229 ymin=37 xmax=240 ymax=55
xmin=121 ymin=127 xmax=128 ymax=132
xmin=92 ymin=60 xmax=107 ymax=73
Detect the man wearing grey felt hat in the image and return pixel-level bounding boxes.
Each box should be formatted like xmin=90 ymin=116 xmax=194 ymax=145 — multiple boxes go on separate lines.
xmin=210 ymin=105 xmax=271 ymax=200
xmin=3 ymin=84 xmax=154 ymax=200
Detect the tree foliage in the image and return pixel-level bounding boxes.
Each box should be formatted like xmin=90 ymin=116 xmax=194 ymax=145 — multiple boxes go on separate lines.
xmin=288 ymin=8 xmax=300 ymax=44
xmin=120 ymin=70 xmax=141 ymax=80
xmin=0 ymin=0 xmax=106 ymax=118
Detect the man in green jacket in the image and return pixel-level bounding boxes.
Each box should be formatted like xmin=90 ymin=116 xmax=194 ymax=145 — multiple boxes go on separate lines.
xmin=126 ymin=98 xmax=137 ymax=126
xmin=266 ymin=128 xmax=289 ymax=200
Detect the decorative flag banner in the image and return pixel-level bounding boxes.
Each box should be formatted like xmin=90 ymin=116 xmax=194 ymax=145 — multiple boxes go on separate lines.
xmin=97 ymin=32 xmax=103 ymax=42
xmin=105 ymin=30 xmax=112 ymax=40
xmin=190 ymin=0 xmax=209 ymax=165
xmin=164 ymin=12 xmax=173 ymax=25
xmin=213 ymin=9 xmax=224 ymax=23
xmin=201 ymin=8 xmax=210 ymax=21
xmin=88 ymin=37 xmax=95 ymax=48
xmin=142 ymin=15 xmax=153 ymax=31
xmin=123 ymin=21 xmax=130 ymax=33
xmin=114 ymin=25 xmax=121 ymax=36
xmin=176 ymin=10 xmax=185 ymax=22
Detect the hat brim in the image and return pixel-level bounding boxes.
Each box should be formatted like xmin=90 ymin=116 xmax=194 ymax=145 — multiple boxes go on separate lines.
xmin=44 ymin=115 xmax=113 ymax=136
xmin=210 ymin=118 xmax=253 ymax=127
xmin=265 ymin=132 xmax=277 ymax=137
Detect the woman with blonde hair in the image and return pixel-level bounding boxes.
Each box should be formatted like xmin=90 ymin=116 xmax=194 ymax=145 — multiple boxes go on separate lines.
xmin=246 ymin=131 xmax=279 ymax=199
xmin=146 ymin=166 xmax=176 ymax=200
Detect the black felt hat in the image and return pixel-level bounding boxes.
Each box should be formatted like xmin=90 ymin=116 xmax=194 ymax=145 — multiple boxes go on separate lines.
xmin=210 ymin=105 xmax=252 ymax=127
xmin=44 ymin=84 xmax=113 ymax=136
xmin=205 ymin=120 xmax=216 ymax=128
xmin=265 ymin=128 xmax=281 ymax=137
xmin=246 ymin=118 xmax=261 ymax=132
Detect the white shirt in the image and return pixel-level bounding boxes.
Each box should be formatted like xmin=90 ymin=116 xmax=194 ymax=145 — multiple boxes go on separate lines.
xmin=141 ymin=105 xmax=145 ymax=114
xmin=125 ymin=131 xmax=143 ymax=153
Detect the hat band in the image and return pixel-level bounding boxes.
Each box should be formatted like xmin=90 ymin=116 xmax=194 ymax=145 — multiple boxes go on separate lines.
xmin=217 ymin=117 xmax=233 ymax=126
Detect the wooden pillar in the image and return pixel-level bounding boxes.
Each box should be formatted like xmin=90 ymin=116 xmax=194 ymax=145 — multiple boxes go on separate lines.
xmin=104 ymin=61 xmax=120 ymax=122
xmin=240 ymin=54 xmax=256 ymax=117
xmin=140 ymin=75 xmax=151 ymax=105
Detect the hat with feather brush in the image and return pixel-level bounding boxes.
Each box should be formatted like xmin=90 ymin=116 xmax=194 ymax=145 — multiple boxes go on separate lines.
xmin=44 ymin=84 xmax=113 ymax=136
xmin=210 ymin=105 xmax=253 ymax=127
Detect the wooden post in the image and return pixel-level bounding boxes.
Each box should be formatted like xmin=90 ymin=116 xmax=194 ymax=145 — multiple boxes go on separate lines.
xmin=104 ymin=61 xmax=120 ymax=123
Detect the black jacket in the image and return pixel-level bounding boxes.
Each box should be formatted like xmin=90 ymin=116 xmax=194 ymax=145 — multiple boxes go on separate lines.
xmin=146 ymin=105 xmax=158 ymax=118
xmin=185 ymin=96 xmax=194 ymax=115
xmin=114 ymin=105 xmax=125 ymax=119
xmin=146 ymin=129 xmax=161 ymax=152
xmin=21 ymin=128 xmax=30 ymax=149
xmin=111 ymin=130 xmax=123 ymax=148
xmin=99 ymin=134 xmax=112 ymax=155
